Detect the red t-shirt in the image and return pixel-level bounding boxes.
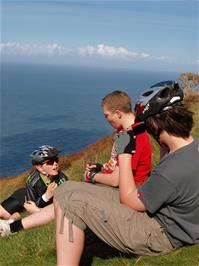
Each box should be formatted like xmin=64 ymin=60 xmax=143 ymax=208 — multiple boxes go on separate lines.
xmin=129 ymin=123 xmax=152 ymax=185
xmin=102 ymin=122 xmax=152 ymax=186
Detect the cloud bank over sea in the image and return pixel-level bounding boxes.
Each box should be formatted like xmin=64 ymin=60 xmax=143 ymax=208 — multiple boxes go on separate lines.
xmin=1 ymin=42 xmax=197 ymax=72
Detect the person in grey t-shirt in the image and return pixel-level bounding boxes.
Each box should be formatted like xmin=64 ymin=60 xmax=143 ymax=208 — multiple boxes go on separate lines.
xmin=36 ymin=80 xmax=197 ymax=266
xmin=121 ymin=80 xmax=199 ymax=248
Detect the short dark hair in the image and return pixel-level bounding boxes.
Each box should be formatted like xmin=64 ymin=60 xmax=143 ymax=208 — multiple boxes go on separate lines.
xmin=145 ymin=104 xmax=194 ymax=139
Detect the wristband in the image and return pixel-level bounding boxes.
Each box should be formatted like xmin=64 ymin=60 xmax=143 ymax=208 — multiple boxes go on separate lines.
xmin=89 ymin=171 xmax=96 ymax=183
xmin=85 ymin=171 xmax=96 ymax=184
xmin=42 ymin=194 xmax=50 ymax=202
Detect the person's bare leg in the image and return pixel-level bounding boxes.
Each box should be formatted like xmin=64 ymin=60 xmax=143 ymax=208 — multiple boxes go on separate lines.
xmin=22 ymin=204 xmax=54 ymax=229
xmin=0 ymin=205 xmax=11 ymax=219
xmin=54 ymin=199 xmax=85 ymax=266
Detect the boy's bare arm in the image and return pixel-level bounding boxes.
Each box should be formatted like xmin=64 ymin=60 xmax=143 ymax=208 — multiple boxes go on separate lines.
xmin=94 ymin=166 xmax=119 ymax=187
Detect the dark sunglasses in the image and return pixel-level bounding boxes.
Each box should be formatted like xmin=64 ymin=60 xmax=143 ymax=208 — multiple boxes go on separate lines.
xmin=43 ymin=157 xmax=59 ymax=165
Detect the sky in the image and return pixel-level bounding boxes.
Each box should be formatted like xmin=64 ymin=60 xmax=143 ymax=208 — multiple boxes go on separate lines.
xmin=1 ymin=0 xmax=198 ymax=72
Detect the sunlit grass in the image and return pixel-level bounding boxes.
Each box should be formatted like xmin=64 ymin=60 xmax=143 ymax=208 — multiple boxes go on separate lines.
xmin=0 ymin=99 xmax=198 ymax=266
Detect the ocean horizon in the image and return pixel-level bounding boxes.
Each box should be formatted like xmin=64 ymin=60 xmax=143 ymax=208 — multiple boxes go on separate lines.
xmin=0 ymin=62 xmax=180 ymax=178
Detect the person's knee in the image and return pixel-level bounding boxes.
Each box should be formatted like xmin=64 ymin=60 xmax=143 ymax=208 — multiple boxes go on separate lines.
xmin=10 ymin=212 xmax=21 ymax=220
xmin=0 ymin=204 xmax=11 ymax=219
xmin=56 ymin=181 xmax=90 ymax=194
xmin=54 ymin=181 xmax=76 ymax=198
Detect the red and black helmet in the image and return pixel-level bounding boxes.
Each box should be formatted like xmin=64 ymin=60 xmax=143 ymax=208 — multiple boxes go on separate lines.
xmin=135 ymin=80 xmax=184 ymax=122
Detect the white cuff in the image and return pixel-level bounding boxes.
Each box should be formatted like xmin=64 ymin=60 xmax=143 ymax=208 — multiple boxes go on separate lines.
xmin=42 ymin=194 xmax=50 ymax=202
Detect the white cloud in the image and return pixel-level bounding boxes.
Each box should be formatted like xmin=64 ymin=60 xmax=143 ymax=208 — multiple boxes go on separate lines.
xmin=140 ymin=53 xmax=151 ymax=58
xmin=78 ymin=44 xmax=136 ymax=58
xmin=155 ymin=55 xmax=174 ymax=64
xmin=157 ymin=56 xmax=169 ymax=61
xmin=0 ymin=42 xmax=72 ymax=57
xmin=2 ymin=42 xmax=197 ymax=72
xmin=0 ymin=42 xmax=140 ymax=58
xmin=1 ymin=42 xmax=171 ymax=63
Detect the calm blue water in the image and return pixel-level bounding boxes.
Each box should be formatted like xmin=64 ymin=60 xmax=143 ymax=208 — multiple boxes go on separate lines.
xmin=0 ymin=62 xmax=179 ymax=178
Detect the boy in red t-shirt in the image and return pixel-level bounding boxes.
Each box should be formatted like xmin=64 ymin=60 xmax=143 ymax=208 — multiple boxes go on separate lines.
xmin=85 ymin=90 xmax=152 ymax=187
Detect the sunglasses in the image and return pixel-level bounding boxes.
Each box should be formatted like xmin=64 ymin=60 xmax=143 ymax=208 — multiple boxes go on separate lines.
xmin=43 ymin=157 xmax=59 ymax=165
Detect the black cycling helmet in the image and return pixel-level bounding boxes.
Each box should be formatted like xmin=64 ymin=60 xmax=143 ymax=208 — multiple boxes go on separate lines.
xmin=30 ymin=145 xmax=59 ymax=165
xmin=135 ymin=80 xmax=184 ymax=122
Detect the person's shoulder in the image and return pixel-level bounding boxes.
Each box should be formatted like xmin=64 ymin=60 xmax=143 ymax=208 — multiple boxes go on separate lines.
xmin=131 ymin=122 xmax=146 ymax=135
xmin=26 ymin=170 xmax=40 ymax=185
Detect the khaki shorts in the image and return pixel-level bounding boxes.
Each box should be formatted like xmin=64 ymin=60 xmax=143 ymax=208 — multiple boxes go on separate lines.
xmin=54 ymin=181 xmax=174 ymax=256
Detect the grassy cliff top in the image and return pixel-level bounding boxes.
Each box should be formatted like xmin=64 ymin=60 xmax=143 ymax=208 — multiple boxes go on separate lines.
xmin=0 ymin=80 xmax=199 ymax=266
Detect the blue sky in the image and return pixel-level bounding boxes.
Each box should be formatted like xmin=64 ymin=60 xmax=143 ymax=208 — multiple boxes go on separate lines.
xmin=1 ymin=0 xmax=198 ymax=72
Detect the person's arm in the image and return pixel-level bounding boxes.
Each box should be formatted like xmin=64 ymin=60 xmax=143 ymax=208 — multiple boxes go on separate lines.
xmin=118 ymin=154 xmax=146 ymax=211
xmin=114 ymin=130 xmax=146 ymax=211
xmin=94 ymin=166 xmax=119 ymax=187
xmin=39 ymin=182 xmax=58 ymax=206
xmin=26 ymin=179 xmax=57 ymax=208
xmin=26 ymin=182 xmax=38 ymax=203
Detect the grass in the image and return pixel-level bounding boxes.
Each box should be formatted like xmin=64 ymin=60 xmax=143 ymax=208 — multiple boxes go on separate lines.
xmin=0 ymin=99 xmax=199 ymax=266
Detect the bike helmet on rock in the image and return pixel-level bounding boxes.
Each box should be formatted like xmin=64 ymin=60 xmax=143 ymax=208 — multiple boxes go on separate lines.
xmin=135 ymin=80 xmax=184 ymax=122
xmin=30 ymin=145 xmax=59 ymax=165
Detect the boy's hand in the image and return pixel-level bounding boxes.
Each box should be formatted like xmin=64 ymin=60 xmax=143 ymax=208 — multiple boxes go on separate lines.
xmin=85 ymin=163 xmax=103 ymax=173
xmin=84 ymin=163 xmax=103 ymax=183
xmin=114 ymin=130 xmax=136 ymax=154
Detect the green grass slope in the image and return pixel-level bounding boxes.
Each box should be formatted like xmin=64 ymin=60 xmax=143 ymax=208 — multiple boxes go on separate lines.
xmin=0 ymin=99 xmax=199 ymax=266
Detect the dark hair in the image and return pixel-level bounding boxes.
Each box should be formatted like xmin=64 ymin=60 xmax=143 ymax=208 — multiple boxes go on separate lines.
xmin=145 ymin=104 xmax=194 ymax=139
xmin=101 ymin=90 xmax=132 ymax=113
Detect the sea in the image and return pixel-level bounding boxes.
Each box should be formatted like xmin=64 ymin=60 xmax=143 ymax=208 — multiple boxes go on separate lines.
xmin=0 ymin=62 xmax=180 ymax=178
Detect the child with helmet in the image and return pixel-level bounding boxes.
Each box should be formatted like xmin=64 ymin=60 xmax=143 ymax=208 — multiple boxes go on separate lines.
xmin=0 ymin=145 xmax=68 ymax=220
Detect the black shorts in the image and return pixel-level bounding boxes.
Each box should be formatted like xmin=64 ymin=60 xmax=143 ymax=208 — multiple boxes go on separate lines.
xmin=1 ymin=188 xmax=26 ymax=214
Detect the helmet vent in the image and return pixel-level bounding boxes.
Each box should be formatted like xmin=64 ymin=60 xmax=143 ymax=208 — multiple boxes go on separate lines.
xmin=142 ymin=90 xmax=153 ymax=97
xmin=159 ymin=87 xmax=170 ymax=98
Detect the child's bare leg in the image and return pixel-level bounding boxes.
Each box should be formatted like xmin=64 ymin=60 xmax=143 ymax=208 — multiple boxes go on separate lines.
xmin=22 ymin=204 xmax=54 ymax=229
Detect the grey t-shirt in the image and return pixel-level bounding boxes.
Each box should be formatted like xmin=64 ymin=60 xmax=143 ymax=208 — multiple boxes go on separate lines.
xmin=138 ymin=138 xmax=199 ymax=247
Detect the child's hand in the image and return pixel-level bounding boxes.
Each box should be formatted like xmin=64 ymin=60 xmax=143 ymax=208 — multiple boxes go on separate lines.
xmin=24 ymin=201 xmax=40 ymax=213
xmin=45 ymin=182 xmax=58 ymax=199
